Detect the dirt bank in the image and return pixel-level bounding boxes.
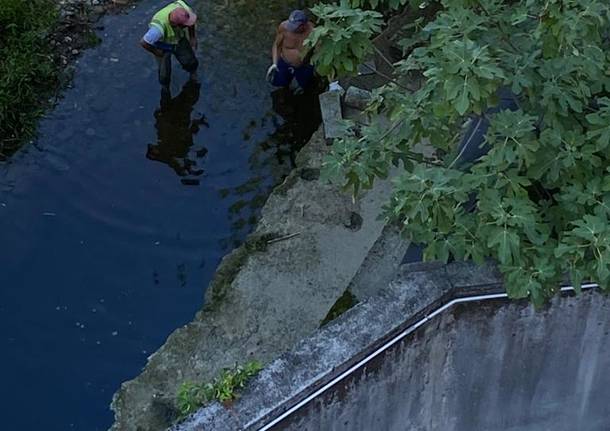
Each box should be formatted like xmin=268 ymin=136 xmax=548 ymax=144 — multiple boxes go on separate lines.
xmin=0 ymin=0 xmax=138 ymax=157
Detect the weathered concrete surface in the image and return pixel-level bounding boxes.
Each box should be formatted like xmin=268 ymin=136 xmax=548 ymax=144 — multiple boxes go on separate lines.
xmin=177 ymin=263 xmax=610 ymax=431
xmin=344 ymin=86 xmax=373 ymax=111
xmin=277 ymin=291 xmax=610 ymax=431
xmin=172 ymin=263 xmax=454 ymax=431
xmin=110 ymin=127 xmax=396 ymax=430
xmin=347 ymin=224 xmax=410 ymax=300
xmin=319 ymin=90 xmax=344 ymax=138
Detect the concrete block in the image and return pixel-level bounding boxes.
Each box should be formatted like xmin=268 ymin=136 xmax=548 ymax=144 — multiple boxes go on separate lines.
xmin=344 ymin=86 xmax=373 ymax=111
xmin=357 ymin=59 xmax=376 ymax=76
xmin=319 ymin=90 xmax=343 ymax=139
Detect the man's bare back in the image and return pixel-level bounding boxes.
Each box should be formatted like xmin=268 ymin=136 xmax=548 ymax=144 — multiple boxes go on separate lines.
xmin=273 ymin=21 xmax=314 ymax=67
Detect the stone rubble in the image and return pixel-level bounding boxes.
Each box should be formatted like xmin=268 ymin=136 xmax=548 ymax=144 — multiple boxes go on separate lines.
xmin=50 ymin=0 xmax=135 ymax=69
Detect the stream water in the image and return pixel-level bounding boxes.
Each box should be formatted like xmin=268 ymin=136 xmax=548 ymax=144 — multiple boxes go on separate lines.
xmin=0 ymin=1 xmax=319 ymax=429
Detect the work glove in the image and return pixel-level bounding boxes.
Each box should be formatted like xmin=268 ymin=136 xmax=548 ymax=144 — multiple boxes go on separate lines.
xmin=266 ymin=64 xmax=278 ymax=84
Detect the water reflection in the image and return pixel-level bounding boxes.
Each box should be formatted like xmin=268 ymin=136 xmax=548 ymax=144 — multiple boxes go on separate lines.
xmin=219 ymin=82 xmax=323 ymax=249
xmin=146 ymin=79 xmax=208 ymax=183
xmin=0 ymin=1 xmax=325 ymax=430
xmin=265 ymin=84 xmax=323 ymax=164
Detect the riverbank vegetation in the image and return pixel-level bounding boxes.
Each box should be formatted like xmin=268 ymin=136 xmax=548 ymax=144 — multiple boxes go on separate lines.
xmin=313 ymin=0 xmax=610 ymax=304
xmin=0 ymin=0 xmax=59 ymax=158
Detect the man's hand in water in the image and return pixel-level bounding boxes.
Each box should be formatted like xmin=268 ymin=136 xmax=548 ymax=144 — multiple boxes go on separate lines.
xmin=266 ymin=64 xmax=278 ymax=84
xmin=188 ymin=26 xmax=198 ymax=52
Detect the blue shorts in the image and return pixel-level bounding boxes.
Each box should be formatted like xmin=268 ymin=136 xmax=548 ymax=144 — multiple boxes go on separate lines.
xmin=271 ymin=57 xmax=314 ymax=89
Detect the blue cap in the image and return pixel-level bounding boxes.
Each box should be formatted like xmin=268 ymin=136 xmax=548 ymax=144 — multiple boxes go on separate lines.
xmin=286 ymin=10 xmax=308 ymax=32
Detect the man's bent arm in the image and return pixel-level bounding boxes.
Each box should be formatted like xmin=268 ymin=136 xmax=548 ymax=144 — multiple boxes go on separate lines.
xmin=271 ymin=28 xmax=283 ymax=65
xmin=141 ymin=39 xmax=164 ymax=57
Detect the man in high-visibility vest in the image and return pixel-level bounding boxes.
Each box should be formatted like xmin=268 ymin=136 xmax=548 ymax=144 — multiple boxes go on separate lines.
xmin=140 ymin=0 xmax=199 ymax=88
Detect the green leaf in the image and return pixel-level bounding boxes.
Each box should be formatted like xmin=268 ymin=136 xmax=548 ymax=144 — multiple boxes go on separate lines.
xmin=308 ymin=3 xmax=382 ymax=79
xmin=570 ymin=268 xmax=584 ymax=294
xmin=455 ymin=84 xmax=470 ymax=115
xmin=315 ymin=0 xmax=610 ymax=306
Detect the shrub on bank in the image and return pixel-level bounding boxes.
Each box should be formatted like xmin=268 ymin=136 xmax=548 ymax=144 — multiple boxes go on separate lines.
xmin=314 ymin=0 xmax=610 ymax=304
xmin=0 ymin=0 xmax=58 ymax=157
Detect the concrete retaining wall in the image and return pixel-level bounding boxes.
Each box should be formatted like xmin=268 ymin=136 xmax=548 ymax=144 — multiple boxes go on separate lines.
xmin=111 ymin=126 xmax=401 ymax=430
xmin=173 ymin=263 xmax=610 ymax=431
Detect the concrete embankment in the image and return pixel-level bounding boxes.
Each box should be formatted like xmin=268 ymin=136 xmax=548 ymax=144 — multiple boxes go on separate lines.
xmin=110 ymin=125 xmax=403 ymax=430
xmin=109 ymin=5 xmax=449 ymax=429
xmin=173 ymin=262 xmax=610 ymax=431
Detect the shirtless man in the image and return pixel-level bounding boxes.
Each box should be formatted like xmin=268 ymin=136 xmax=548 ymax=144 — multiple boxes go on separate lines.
xmin=267 ymin=10 xmax=315 ymax=92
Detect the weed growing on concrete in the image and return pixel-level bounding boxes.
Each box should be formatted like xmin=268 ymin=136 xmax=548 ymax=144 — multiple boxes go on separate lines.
xmin=176 ymin=360 xmax=263 ymax=421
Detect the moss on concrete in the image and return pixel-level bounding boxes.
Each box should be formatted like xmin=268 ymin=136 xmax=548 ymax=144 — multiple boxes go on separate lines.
xmin=204 ymin=232 xmax=281 ymax=311
xmin=320 ymin=289 xmax=359 ymax=327
xmin=274 ymin=172 xmax=300 ymax=196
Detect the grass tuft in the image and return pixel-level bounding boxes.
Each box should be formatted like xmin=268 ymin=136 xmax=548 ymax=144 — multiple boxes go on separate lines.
xmin=0 ymin=0 xmax=59 ymax=155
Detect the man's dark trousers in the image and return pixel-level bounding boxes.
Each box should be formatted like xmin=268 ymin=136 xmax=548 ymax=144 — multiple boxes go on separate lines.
xmin=156 ymin=37 xmax=198 ymax=86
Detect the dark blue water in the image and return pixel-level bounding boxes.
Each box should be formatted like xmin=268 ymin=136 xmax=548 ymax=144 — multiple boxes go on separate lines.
xmin=0 ymin=1 xmax=318 ymax=430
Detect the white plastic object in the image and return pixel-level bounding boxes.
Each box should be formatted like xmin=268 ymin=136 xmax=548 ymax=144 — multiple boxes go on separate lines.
xmin=328 ymin=81 xmax=344 ymax=94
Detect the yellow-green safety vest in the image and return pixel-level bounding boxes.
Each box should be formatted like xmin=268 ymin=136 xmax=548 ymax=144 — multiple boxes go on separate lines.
xmin=149 ymin=0 xmax=194 ymax=45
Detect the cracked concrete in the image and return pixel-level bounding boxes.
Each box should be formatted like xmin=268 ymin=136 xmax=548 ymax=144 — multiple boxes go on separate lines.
xmin=172 ymin=263 xmax=610 ymax=431
xmin=109 ymin=127 xmax=397 ymax=430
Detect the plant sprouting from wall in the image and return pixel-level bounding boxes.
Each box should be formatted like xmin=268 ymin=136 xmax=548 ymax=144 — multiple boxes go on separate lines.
xmin=176 ymin=360 xmax=263 ymax=422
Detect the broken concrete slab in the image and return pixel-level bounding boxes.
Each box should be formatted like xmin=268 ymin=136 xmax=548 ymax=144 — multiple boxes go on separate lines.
xmin=110 ymin=127 xmax=397 ymax=431
xmin=319 ymin=90 xmax=344 ymax=139
xmin=344 ymin=86 xmax=373 ymax=111
xmin=348 ymin=224 xmax=410 ymax=300
xmin=357 ymin=58 xmax=376 ymax=76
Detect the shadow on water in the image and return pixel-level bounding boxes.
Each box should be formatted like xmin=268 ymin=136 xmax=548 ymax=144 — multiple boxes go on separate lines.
xmin=221 ymin=81 xmax=322 ymax=248
xmin=267 ymin=83 xmax=324 ymax=164
xmin=146 ymin=80 xmax=209 ymax=183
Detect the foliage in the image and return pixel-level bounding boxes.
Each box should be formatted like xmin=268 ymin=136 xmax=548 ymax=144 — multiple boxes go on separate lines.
xmin=0 ymin=0 xmax=59 ymax=156
xmin=347 ymin=0 xmax=409 ymax=10
xmin=176 ymin=360 xmax=263 ymax=421
xmin=306 ymin=1 xmax=383 ymax=80
xmin=319 ymin=0 xmax=610 ymax=305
